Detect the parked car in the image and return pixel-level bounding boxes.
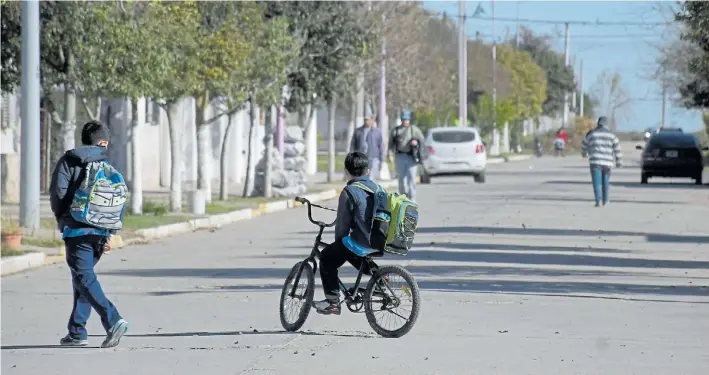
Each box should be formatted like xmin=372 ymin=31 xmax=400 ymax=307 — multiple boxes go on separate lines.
xmin=636 ymin=132 xmax=708 ymax=185
xmin=420 ymin=127 xmax=487 ymax=184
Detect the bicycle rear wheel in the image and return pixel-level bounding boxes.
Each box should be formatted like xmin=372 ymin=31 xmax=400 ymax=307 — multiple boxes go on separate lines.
xmin=279 ymin=261 xmax=315 ymax=332
xmin=364 ymin=265 xmax=421 ymax=338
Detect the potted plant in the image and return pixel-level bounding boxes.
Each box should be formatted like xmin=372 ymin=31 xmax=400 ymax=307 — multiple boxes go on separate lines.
xmin=1 ymin=216 xmax=23 ymax=250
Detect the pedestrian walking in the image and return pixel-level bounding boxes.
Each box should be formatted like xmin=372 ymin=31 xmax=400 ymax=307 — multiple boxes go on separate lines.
xmin=581 ymin=116 xmax=623 ymax=207
xmin=350 ymin=106 xmax=384 ymax=181
xmin=49 ymin=121 xmax=129 ymax=348
xmin=389 ymin=109 xmax=425 ymax=201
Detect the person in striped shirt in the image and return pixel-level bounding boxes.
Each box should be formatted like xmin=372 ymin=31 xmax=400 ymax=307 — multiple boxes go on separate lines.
xmin=581 ymin=116 xmax=623 ymax=207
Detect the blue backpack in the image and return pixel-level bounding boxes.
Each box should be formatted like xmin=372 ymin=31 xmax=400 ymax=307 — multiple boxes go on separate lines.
xmin=69 ymin=161 xmax=128 ymax=230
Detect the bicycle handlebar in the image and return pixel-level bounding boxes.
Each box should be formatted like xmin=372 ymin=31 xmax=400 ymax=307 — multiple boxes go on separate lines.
xmin=295 ymin=196 xmax=337 ymax=228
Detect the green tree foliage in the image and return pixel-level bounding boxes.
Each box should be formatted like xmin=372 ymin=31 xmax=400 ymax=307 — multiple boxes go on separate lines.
xmin=264 ymin=1 xmax=372 ymax=109
xmin=497 ymin=44 xmax=547 ymax=121
xmin=515 ymin=27 xmax=576 ymax=117
xmin=675 ymin=2 xmax=709 ymax=108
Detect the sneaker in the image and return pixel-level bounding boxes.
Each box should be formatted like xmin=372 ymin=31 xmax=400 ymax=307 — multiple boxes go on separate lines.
xmin=602 ymin=200 xmax=609 ymax=207
xmin=594 ymin=201 xmax=601 ymax=207
xmin=101 ymin=319 xmax=129 ymax=348
xmin=59 ymin=334 xmax=88 ymax=347
xmin=313 ymin=300 xmax=341 ymax=315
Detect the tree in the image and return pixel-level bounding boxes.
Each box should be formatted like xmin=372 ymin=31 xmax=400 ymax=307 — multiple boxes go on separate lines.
xmin=674 ymin=2 xmax=709 ymax=109
xmin=264 ymin=1 xmax=372 ymax=173
xmin=1 ymin=1 xmax=100 ymax=165
xmin=77 ymin=1 xmax=182 ymax=215
xmin=191 ymin=2 xmax=265 ymax=203
xmin=144 ymin=2 xmax=202 ymax=213
xmin=515 ymin=27 xmax=576 ymax=117
xmin=591 ymin=70 xmax=632 ymax=131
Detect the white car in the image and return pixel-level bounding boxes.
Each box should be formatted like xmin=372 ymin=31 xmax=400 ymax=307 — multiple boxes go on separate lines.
xmin=420 ymin=127 xmax=487 ymax=184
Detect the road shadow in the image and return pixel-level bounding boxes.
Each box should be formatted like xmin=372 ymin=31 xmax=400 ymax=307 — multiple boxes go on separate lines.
xmin=546 ymin=180 xmax=704 ymax=190
xmin=415 ymin=226 xmax=709 ymax=244
xmin=502 ymin=194 xmax=684 ymax=205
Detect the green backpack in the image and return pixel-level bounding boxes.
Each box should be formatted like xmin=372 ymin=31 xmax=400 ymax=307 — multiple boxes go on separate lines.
xmin=349 ymin=182 xmax=420 ymax=256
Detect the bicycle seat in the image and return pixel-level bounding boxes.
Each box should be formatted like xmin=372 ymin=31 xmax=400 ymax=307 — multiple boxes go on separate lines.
xmin=343 ymin=236 xmax=383 ymax=258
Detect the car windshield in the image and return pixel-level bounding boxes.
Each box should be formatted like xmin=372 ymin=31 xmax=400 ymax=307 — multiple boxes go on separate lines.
xmin=649 ymin=135 xmax=697 ymax=148
xmin=431 ymin=131 xmax=476 ymax=143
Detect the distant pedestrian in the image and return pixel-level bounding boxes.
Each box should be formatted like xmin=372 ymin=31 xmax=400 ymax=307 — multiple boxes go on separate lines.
xmin=49 ymin=121 xmax=129 ymax=348
xmin=389 ymin=109 xmax=425 ymax=201
xmin=581 ymin=116 xmax=623 ymax=207
xmin=350 ymin=107 xmax=384 ymax=181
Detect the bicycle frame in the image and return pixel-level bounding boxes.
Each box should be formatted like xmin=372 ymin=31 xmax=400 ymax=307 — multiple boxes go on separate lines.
xmin=288 ymin=197 xmax=377 ymax=302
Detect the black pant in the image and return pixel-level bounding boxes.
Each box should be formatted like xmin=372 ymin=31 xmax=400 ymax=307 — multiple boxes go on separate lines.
xmin=320 ymin=239 xmax=378 ymax=302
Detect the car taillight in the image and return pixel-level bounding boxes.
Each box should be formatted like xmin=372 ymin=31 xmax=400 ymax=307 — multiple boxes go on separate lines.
xmin=427 ymin=146 xmax=435 ymax=154
xmin=475 ymin=144 xmax=484 ymax=153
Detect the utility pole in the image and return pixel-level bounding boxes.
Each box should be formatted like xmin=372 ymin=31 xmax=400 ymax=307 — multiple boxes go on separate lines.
xmin=562 ymin=22 xmax=570 ymax=128
xmin=579 ymin=59 xmax=585 ymax=117
xmin=492 ymin=0 xmax=497 ymax=131
xmin=20 ymin=0 xmax=41 ymax=230
xmin=458 ymin=0 xmax=467 ymax=127
xmin=378 ymin=12 xmax=391 ymax=180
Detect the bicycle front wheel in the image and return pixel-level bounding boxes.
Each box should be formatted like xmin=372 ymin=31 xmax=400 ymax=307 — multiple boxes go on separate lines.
xmin=364 ymin=265 xmax=421 ymax=338
xmin=279 ymin=261 xmax=315 ymax=332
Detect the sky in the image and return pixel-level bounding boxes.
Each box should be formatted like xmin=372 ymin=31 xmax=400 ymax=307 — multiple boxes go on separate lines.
xmin=422 ymin=0 xmax=704 ymax=132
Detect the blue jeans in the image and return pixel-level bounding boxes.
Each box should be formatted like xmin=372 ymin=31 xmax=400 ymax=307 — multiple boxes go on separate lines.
xmin=368 ymin=157 xmax=381 ymax=182
xmin=395 ymin=154 xmax=418 ymax=201
xmin=65 ymin=235 xmax=122 ymax=339
xmin=590 ymin=165 xmax=611 ymax=203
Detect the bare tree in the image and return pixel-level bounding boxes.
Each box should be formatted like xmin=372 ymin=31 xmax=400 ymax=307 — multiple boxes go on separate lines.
xmin=591 ymin=70 xmax=633 ymax=131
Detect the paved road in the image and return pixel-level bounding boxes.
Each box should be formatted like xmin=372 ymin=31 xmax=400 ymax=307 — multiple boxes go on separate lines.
xmin=3 ymin=149 xmax=708 ymax=375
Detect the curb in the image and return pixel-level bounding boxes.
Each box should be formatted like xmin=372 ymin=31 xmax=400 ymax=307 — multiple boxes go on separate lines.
xmin=1 ymin=252 xmax=47 ymax=276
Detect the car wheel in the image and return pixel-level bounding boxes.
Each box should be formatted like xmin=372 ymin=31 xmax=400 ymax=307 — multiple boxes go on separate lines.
xmin=641 ymin=172 xmax=649 ymax=184
xmin=695 ymin=172 xmax=703 ymax=185
xmin=474 ymin=172 xmax=486 ymax=183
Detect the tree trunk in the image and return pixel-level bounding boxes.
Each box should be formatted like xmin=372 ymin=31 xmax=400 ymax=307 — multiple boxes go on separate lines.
xmin=303 ymin=104 xmax=317 ymax=175
xmin=62 ymin=85 xmax=77 ymax=152
xmin=345 ymin=93 xmax=356 ymax=152
xmin=327 ymin=97 xmax=337 ymax=183
xmin=166 ymin=101 xmax=183 ymax=212
xmin=129 ymin=97 xmax=143 ymax=214
xmin=195 ymin=92 xmax=211 ymax=203
xmin=219 ymin=111 xmax=235 ymax=200
xmin=242 ymin=97 xmax=257 ymax=198
xmin=263 ymin=106 xmax=274 ymax=198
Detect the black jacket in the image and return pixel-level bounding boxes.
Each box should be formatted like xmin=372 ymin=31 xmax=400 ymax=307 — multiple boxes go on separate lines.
xmin=49 ymin=146 xmax=109 ymax=232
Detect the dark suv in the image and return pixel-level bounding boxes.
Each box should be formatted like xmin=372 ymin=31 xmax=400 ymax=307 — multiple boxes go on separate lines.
xmin=636 ymin=132 xmax=708 ymax=185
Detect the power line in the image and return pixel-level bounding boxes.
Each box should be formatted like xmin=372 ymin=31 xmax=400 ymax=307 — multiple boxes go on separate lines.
xmin=474 ymin=33 xmax=661 ymax=40
xmin=438 ymin=11 xmax=670 ymax=27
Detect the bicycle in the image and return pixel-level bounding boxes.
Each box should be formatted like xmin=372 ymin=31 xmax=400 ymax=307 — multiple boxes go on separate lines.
xmin=278 ymin=196 xmax=421 ymax=338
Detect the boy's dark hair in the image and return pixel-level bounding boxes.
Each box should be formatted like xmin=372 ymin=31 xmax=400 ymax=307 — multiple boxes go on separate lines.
xmin=81 ymin=121 xmax=110 ymax=146
xmin=344 ymin=152 xmax=369 ymax=177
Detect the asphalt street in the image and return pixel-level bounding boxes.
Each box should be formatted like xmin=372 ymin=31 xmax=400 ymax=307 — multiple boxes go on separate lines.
xmin=2 ymin=147 xmax=708 ymax=375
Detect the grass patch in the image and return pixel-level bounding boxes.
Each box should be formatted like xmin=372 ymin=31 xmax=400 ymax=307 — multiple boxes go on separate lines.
xmin=22 ymin=237 xmax=64 ymax=248
xmin=317 ymin=154 xmax=347 ymax=172
xmin=1 ymin=247 xmax=25 ymax=257
xmin=317 ymin=154 xmax=395 ymax=174
xmin=122 ymin=214 xmax=192 ymax=230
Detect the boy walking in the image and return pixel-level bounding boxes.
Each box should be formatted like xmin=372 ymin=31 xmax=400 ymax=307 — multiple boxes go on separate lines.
xmin=50 ymin=121 xmax=129 ymax=348
xmin=314 ymin=152 xmax=380 ymax=315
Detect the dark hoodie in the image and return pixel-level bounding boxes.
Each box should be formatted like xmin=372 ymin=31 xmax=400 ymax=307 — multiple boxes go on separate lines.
xmin=49 ymin=146 xmax=110 ymax=235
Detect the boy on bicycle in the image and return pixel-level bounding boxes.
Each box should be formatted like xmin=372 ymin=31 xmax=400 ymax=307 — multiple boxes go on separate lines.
xmin=314 ymin=152 xmax=380 ymax=315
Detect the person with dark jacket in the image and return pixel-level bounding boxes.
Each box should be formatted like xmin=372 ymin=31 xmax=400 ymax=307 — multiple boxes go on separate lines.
xmin=314 ymin=152 xmax=380 ymax=315
xmin=349 ymin=107 xmax=385 ymax=181
xmin=50 ymin=121 xmax=129 ymax=348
